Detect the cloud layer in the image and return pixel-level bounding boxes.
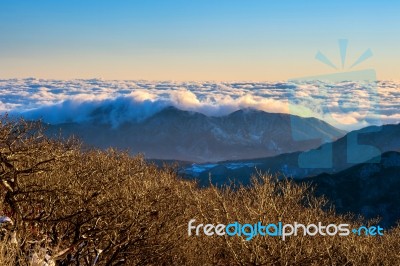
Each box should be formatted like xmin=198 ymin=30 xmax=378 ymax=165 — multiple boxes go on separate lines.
xmin=0 ymin=78 xmax=399 ymax=130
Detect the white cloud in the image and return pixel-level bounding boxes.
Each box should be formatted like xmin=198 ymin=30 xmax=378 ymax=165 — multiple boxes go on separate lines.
xmin=0 ymin=79 xmax=398 ymax=130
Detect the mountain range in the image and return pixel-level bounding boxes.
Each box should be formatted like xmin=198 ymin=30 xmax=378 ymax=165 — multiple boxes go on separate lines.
xmin=45 ymin=106 xmax=345 ymax=162
xmin=42 ymin=107 xmax=400 ymax=226
xmin=183 ymin=123 xmax=400 ymax=185
xmin=178 ymin=123 xmax=400 ymax=227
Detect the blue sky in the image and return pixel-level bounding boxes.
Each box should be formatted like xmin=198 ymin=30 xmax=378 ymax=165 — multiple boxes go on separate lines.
xmin=0 ymin=0 xmax=399 ymax=80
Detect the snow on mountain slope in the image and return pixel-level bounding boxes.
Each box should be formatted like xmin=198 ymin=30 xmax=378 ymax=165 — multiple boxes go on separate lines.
xmin=46 ymin=107 xmax=345 ymax=162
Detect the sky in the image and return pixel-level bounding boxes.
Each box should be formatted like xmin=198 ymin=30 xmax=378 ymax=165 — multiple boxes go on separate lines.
xmin=0 ymin=0 xmax=399 ymax=81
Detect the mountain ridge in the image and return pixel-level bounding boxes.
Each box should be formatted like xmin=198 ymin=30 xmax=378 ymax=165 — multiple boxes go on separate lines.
xmin=301 ymin=151 xmax=400 ymax=227
xmin=45 ymin=106 xmax=345 ymax=162
xmin=183 ymin=122 xmax=400 ymax=184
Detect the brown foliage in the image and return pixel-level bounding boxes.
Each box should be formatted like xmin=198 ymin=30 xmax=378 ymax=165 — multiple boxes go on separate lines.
xmin=0 ymin=116 xmax=399 ymax=265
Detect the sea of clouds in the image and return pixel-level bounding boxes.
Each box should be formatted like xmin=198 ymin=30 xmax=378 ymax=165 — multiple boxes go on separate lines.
xmin=0 ymin=78 xmax=399 ymax=130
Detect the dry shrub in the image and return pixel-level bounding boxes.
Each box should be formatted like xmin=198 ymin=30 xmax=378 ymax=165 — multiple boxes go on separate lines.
xmin=0 ymin=116 xmax=399 ymax=265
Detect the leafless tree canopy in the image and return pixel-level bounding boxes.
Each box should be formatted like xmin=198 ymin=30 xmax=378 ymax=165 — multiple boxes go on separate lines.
xmin=0 ymin=116 xmax=399 ymax=265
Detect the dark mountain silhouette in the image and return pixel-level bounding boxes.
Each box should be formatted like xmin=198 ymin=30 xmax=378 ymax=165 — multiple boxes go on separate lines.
xmin=45 ymin=107 xmax=345 ymax=162
xmin=300 ymin=151 xmax=400 ymax=227
xmin=184 ymin=123 xmax=400 ymax=184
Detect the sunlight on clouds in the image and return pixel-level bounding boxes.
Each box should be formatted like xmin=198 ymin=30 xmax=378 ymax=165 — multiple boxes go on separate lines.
xmin=0 ymin=79 xmax=399 ymax=130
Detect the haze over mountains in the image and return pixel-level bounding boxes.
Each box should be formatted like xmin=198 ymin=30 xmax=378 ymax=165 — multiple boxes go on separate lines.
xmin=1 ymin=79 xmax=400 ymax=131
xmin=46 ymin=107 xmax=345 ymax=162
xmin=1 ymin=78 xmax=399 ymax=226
xmin=1 ymin=79 xmax=398 ymax=166
xmin=1 ymin=78 xmax=398 ymax=178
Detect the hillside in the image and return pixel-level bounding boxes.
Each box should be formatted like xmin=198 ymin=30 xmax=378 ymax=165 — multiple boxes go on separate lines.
xmin=183 ymin=123 xmax=400 ymax=184
xmin=301 ymin=151 xmax=400 ymax=227
xmin=1 ymin=116 xmax=400 ymax=265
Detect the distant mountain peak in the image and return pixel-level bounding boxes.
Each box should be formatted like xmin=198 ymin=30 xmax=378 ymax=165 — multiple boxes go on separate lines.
xmin=48 ymin=106 xmax=346 ymax=162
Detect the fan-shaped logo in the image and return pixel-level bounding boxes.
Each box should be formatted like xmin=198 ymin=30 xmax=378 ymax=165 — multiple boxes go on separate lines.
xmin=288 ymin=39 xmax=381 ymax=170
